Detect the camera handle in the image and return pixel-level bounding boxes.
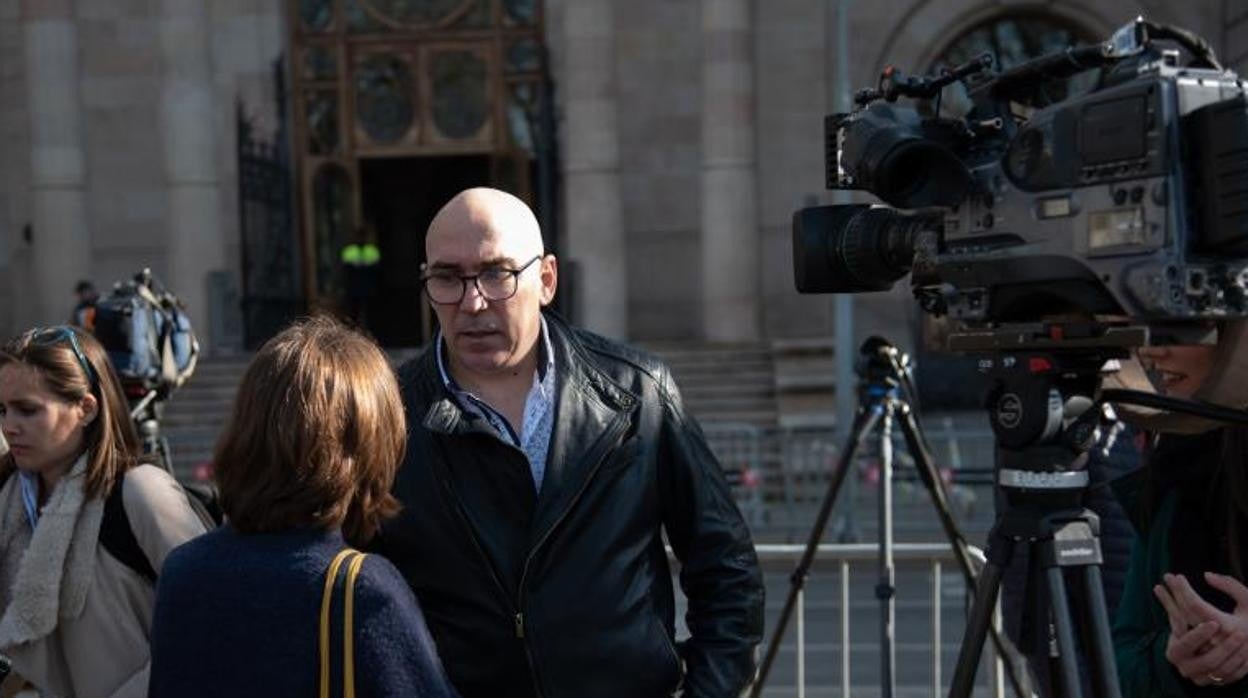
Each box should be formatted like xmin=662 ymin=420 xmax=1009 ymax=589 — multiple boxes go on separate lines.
xmin=749 ymin=338 xmax=1031 ymax=698
xmin=855 ymin=54 xmax=993 ymax=106
xmin=1100 ymin=389 xmax=1248 ymax=426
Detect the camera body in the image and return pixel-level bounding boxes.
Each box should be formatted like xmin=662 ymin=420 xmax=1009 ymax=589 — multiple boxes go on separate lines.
xmin=794 ymin=19 xmax=1248 ymax=330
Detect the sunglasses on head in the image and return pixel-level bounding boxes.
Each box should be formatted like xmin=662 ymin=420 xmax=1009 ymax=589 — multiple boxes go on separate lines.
xmin=31 ymin=325 xmax=99 ymax=393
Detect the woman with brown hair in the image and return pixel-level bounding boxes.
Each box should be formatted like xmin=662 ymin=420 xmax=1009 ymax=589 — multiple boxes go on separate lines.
xmin=0 ymin=326 xmax=208 ymax=698
xmin=1113 ymin=324 xmax=1248 ymax=696
xmin=147 ymin=317 xmax=456 ymax=697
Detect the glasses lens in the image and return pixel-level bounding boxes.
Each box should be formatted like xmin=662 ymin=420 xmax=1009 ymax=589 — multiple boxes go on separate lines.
xmin=478 ymin=269 xmax=517 ymax=300
xmin=425 ymin=274 xmax=464 ymax=304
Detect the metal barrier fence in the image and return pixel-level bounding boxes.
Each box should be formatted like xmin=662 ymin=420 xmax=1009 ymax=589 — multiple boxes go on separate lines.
xmin=668 ymin=543 xmax=1008 ymax=698
xmin=752 ymin=543 xmax=1004 ymax=698
xmin=704 ymin=420 xmax=998 ymax=533
xmin=697 ymin=420 xmax=1013 ymax=695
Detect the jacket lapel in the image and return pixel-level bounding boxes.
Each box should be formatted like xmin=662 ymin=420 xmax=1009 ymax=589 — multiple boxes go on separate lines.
xmin=416 ymin=359 xmax=537 ymax=596
xmin=530 ymin=322 xmax=638 ymax=541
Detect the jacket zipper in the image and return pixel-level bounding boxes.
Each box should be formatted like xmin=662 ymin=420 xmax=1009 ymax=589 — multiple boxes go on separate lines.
xmin=433 ymin=449 xmax=520 ymax=625
xmin=434 ymin=390 xmax=634 ymax=697
xmin=436 ymin=437 xmax=552 ymax=697
xmin=517 ymin=413 xmax=630 ymax=599
xmin=513 ymin=414 xmax=632 ymax=696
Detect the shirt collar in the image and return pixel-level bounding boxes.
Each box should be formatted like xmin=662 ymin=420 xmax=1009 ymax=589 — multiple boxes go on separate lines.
xmin=19 ymin=470 xmax=39 ymax=529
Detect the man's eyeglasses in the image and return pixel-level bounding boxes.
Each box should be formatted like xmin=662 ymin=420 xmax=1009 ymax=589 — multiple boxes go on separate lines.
xmin=422 ymin=255 xmax=543 ymax=305
xmin=32 ymin=325 xmax=99 ymax=393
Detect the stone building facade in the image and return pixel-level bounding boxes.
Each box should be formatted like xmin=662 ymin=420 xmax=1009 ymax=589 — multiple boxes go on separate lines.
xmin=0 ymin=0 xmax=1240 ymax=349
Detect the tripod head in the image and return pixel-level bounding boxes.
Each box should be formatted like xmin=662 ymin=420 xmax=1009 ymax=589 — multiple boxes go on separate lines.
xmin=978 ymin=345 xmax=1115 ymax=510
xmin=856 ymin=336 xmax=920 ymax=404
xmin=954 ymin=322 xmax=1248 ymax=509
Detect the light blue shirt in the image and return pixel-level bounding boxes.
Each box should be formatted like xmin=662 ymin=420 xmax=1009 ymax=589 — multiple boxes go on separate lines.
xmin=19 ymin=470 xmax=40 ymax=528
xmin=436 ymin=318 xmax=557 ymax=492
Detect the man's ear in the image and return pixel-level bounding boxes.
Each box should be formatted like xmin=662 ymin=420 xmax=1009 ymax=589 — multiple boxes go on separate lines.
xmin=540 ymin=255 xmax=558 ymax=306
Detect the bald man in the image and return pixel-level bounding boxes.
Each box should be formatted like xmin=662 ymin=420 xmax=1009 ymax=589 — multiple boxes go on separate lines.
xmin=373 ymin=188 xmax=764 ymax=698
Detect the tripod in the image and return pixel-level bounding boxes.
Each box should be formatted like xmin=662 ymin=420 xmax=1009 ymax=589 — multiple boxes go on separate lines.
xmin=943 ymin=332 xmax=1144 ymax=698
xmin=751 ymin=337 xmax=1030 ymax=698
xmin=130 ymin=386 xmax=175 ymax=473
xmin=947 ymin=329 xmax=1248 ymax=698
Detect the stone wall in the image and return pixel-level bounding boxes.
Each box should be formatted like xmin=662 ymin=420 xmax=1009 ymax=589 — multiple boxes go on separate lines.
xmin=617 ymin=0 xmax=703 ymax=339
xmin=0 ymin=0 xmax=30 ymax=337
xmin=78 ymin=0 xmax=167 ymax=291
xmin=210 ymin=0 xmax=287 ymax=350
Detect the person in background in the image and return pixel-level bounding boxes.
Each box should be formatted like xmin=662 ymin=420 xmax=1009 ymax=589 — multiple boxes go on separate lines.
xmin=148 ymin=317 xmax=457 ymax=698
xmin=70 ymin=281 xmax=98 ymax=332
xmin=372 ymin=187 xmax=764 ymax=698
xmin=341 ymin=225 xmax=381 ymax=328
xmin=1114 ymin=338 xmax=1248 ymax=695
xmin=0 ymin=326 xmax=207 ymax=698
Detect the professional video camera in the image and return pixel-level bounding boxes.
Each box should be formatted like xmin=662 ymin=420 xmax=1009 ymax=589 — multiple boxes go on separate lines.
xmin=782 ymin=18 xmax=1248 ymax=697
xmin=794 ymin=18 xmax=1248 ymax=333
xmin=93 ymin=268 xmax=199 ymax=472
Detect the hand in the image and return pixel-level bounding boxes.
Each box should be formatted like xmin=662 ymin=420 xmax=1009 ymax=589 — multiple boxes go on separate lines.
xmin=1155 ymin=572 xmax=1248 ymax=686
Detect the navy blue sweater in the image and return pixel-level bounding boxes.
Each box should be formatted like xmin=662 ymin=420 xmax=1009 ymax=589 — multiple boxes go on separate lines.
xmin=148 ymin=526 xmax=458 ymax=698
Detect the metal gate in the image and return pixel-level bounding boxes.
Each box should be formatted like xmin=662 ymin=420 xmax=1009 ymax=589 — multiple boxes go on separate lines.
xmin=236 ymin=59 xmax=302 ymax=349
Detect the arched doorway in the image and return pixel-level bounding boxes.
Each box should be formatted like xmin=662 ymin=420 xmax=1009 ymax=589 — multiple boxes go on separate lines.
xmin=288 ymin=0 xmax=551 ymax=346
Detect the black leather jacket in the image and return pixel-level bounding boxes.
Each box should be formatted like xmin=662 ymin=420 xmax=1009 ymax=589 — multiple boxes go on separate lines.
xmin=375 ymin=314 xmax=765 ymax=698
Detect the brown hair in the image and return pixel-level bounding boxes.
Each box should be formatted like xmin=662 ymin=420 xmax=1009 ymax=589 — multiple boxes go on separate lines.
xmin=0 ymin=326 xmax=141 ymax=499
xmin=212 ymin=316 xmax=403 ymax=544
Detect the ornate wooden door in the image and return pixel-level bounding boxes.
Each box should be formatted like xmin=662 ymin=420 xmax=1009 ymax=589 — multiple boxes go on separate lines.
xmin=287 ymin=0 xmax=549 ymax=343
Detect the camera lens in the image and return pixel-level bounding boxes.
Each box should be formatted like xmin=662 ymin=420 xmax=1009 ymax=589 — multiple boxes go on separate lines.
xmin=792 ymin=204 xmax=940 ymax=293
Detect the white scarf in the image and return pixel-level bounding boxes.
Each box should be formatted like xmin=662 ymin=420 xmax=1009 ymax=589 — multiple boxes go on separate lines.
xmin=0 ymin=454 xmax=103 ymax=649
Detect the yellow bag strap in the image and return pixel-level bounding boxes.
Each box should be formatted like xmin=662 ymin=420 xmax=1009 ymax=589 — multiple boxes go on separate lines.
xmin=319 ymin=549 xmax=368 ymax=698
xmin=343 ymin=552 xmax=367 ymax=696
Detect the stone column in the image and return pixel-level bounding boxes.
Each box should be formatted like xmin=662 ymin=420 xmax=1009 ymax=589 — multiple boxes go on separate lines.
xmin=561 ymin=0 xmax=627 ymax=339
xmin=701 ymin=0 xmax=760 ymax=341
xmin=159 ymin=0 xmax=224 ymax=347
xmin=23 ymin=0 xmax=89 ymax=324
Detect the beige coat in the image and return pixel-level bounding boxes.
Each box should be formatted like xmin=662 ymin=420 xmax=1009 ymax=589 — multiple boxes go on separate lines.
xmin=0 ymin=459 xmax=208 ymax=698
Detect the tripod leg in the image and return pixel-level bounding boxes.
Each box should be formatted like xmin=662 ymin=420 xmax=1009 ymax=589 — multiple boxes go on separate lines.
xmin=1080 ymin=565 xmax=1123 ymax=698
xmin=1045 ymin=567 xmax=1084 ymax=698
xmin=750 ymin=404 xmax=885 ymax=697
xmin=949 ymin=531 xmax=1014 ymax=698
xmin=878 ymin=411 xmax=896 ymax=697
xmin=896 ymin=407 xmax=1031 ymax=698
